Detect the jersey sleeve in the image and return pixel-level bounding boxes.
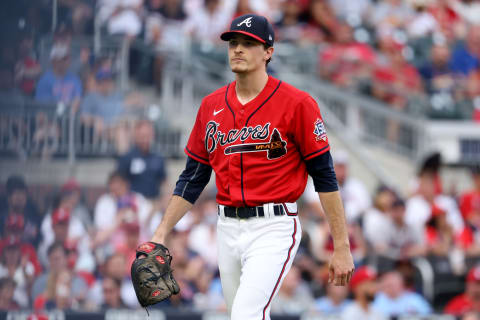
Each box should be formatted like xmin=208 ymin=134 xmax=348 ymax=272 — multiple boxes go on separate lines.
xmin=293 ymin=95 xmax=330 ymax=160
xmin=185 ymin=102 xmax=210 ymax=165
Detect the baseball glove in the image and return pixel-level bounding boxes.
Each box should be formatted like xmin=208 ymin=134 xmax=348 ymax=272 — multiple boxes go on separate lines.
xmin=131 ymin=242 xmax=180 ymax=307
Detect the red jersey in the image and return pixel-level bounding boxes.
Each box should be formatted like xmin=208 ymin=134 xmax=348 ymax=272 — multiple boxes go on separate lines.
xmin=444 ymin=294 xmax=476 ymax=315
xmin=185 ymin=76 xmax=330 ymax=207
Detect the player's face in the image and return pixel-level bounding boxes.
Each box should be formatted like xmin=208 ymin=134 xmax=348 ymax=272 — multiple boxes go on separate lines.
xmin=228 ymin=35 xmax=273 ymax=74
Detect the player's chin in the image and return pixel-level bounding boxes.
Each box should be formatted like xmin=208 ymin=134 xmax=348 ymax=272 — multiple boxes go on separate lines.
xmin=231 ymin=66 xmax=248 ymax=74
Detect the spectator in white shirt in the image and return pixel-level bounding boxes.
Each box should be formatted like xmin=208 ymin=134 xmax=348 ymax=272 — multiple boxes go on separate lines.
xmin=333 ymin=150 xmax=371 ymax=223
xmin=184 ymin=0 xmax=239 ymax=44
xmin=406 ymin=172 xmax=464 ymax=234
xmin=371 ymin=198 xmax=426 ymax=260
xmin=93 ymin=171 xmax=155 ymax=262
xmin=98 ymin=0 xmax=144 ymax=38
xmin=363 ymin=186 xmax=396 ymax=247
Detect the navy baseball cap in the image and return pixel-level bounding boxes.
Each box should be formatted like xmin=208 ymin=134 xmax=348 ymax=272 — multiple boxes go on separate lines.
xmin=221 ymin=14 xmax=275 ymax=47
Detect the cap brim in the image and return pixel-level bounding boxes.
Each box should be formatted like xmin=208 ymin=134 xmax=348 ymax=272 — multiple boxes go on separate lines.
xmin=220 ymin=31 xmax=266 ymax=44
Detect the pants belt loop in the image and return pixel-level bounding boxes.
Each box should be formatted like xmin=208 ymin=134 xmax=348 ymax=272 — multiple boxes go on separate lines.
xmin=262 ymin=203 xmax=269 ymax=218
xmin=268 ymin=203 xmax=274 ymax=218
xmin=218 ymin=205 xmax=226 ymax=218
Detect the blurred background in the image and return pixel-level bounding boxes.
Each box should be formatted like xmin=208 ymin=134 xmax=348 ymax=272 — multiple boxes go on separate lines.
xmin=0 ymin=0 xmax=480 ymax=319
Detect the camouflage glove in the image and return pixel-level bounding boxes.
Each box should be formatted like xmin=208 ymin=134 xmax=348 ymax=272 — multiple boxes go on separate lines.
xmin=131 ymin=242 xmax=180 ymax=307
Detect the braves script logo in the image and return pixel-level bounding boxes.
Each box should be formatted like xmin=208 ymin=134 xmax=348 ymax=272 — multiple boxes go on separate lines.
xmin=205 ymin=121 xmax=287 ymax=159
xmin=237 ymin=17 xmax=253 ymax=28
xmin=314 ymin=118 xmax=327 ymax=142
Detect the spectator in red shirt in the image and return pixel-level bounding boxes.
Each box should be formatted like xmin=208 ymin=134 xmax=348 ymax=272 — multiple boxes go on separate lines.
xmin=0 ymin=215 xmax=42 ymax=276
xmin=14 ymin=34 xmax=42 ymax=96
xmin=460 ymin=166 xmax=480 ymax=220
xmin=425 ymin=205 xmax=455 ymax=257
xmin=319 ymin=23 xmax=376 ymax=89
xmin=445 ymin=265 xmax=480 ymax=315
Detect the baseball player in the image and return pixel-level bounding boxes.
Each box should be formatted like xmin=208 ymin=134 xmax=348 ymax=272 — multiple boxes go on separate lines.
xmin=140 ymin=13 xmax=355 ymax=320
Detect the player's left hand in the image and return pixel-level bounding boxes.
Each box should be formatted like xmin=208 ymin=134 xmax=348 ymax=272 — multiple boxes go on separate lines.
xmin=328 ymin=247 xmax=355 ymax=286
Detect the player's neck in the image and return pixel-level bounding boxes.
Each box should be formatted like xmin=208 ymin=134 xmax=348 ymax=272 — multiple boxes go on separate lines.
xmin=234 ymin=70 xmax=269 ymax=105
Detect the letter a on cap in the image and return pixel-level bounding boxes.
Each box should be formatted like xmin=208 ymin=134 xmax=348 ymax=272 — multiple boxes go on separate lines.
xmin=237 ymin=17 xmax=253 ymax=27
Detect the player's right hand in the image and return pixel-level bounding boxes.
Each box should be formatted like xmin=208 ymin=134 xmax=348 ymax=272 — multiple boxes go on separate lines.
xmin=328 ymin=247 xmax=355 ymax=286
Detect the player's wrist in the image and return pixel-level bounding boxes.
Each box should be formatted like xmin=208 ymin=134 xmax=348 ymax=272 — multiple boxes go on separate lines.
xmin=333 ymin=241 xmax=351 ymax=252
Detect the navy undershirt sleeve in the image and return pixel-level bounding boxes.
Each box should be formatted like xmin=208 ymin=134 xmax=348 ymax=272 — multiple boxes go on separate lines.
xmin=173 ymin=156 xmax=213 ymax=204
xmin=305 ymin=151 xmax=339 ymax=193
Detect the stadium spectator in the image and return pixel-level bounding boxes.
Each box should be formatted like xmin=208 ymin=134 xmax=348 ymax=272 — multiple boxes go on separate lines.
xmin=406 ymin=0 xmax=439 ymax=39
xmin=114 ymin=221 xmax=140 ymax=277
xmin=35 ymin=44 xmax=82 ymax=111
xmin=192 ymin=269 xmax=224 ymax=311
xmin=450 ymin=25 xmax=480 ymax=75
xmin=98 ymin=0 xmax=144 ymax=39
xmin=363 ymin=186 xmax=396 ymax=248
xmin=14 ymin=34 xmax=41 ymax=96
xmin=38 ymin=207 xmax=94 ymax=273
xmin=56 ymin=0 xmax=94 ymax=35
xmin=419 ymin=43 xmax=457 ymax=96
xmin=406 ymin=171 xmax=464 ymax=234
xmin=369 ymin=0 xmax=414 ymax=37
xmin=86 ymin=253 xmax=138 ymax=309
xmin=302 ymin=0 xmax=338 ymax=43
xmin=445 ymin=265 xmax=480 ymax=315
xmin=314 ymin=282 xmax=352 ymax=315
xmin=1 ymin=214 xmax=42 ymax=273
xmin=372 ymin=198 xmax=426 ymax=260
xmin=274 ymin=0 xmax=306 ymax=44
xmin=0 ymin=175 xmax=42 ymax=247
xmin=187 ymin=197 xmax=218 ymax=269
xmin=328 ymin=0 xmax=371 ymax=23
xmin=424 ymin=205 xmax=456 ymax=257
xmin=429 ymin=0 xmax=460 ymax=41
xmin=457 ymin=205 xmax=480 ymax=260
xmin=271 ymin=265 xmax=315 ymax=314
xmin=318 ymin=23 xmax=376 ymax=89
xmin=144 ymin=0 xmax=188 ymax=90
xmin=459 ymin=165 xmax=480 ymax=220
xmin=43 ymin=269 xmax=79 ymax=310
xmin=93 ymin=171 xmax=154 ymax=258
xmin=331 ymin=150 xmax=371 ymax=223
xmin=341 ymin=266 xmax=387 ymax=320
xmin=465 ymin=66 xmax=480 ymax=121
xmin=0 ymin=278 xmax=19 ymax=311
xmin=59 ymin=179 xmax=93 ymax=232
xmin=101 ymin=277 xmax=126 ymax=309
xmin=372 ymin=271 xmax=432 ymax=316
xmin=80 ymin=69 xmax=145 ymax=154
xmin=117 ymin=119 xmax=167 ymax=200
xmin=0 ymin=236 xmax=35 ymax=308
xmin=184 ymin=0 xmax=238 ymax=43
xmin=31 ymin=243 xmax=88 ymax=305
xmin=449 ymin=0 xmax=480 ymax=26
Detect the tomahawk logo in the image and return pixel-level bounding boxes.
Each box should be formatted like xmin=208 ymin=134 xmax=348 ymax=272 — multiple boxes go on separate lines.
xmin=224 ymin=129 xmax=287 ymax=160
xmin=237 ymin=17 xmax=253 ymax=28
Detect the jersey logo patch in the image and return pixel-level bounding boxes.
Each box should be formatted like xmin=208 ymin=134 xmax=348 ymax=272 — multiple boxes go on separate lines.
xmin=314 ymin=118 xmax=327 ymax=142
xmin=224 ymin=128 xmax=287 ymax=160
xmin=213 ymin=108 xmax=224 ymax=116
xmin=237 ymin=17 xmax=253 ymax=28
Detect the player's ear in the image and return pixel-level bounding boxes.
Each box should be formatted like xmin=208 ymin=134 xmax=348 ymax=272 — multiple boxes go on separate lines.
xmin=265 ymin=46 xmax=274 ymax=62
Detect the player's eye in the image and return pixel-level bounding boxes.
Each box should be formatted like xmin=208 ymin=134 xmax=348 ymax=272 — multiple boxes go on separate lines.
xmin=229 ymin=41 xmax=238 ymax=47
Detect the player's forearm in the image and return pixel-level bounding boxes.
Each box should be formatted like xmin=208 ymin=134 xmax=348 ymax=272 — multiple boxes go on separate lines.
xmin=151 ymin=195 xmax=193 ymax=244
xmin=318 ymin=191 xmax=350 ymax=250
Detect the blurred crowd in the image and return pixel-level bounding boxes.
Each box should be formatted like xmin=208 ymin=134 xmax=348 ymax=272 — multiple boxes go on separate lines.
xmin=94 ymin=0 xmax=480 ymax=121
xmin=1 ymin=143 xmax=480 ymax=318
xmin=2 ymin=0 xmax=480 ymax=130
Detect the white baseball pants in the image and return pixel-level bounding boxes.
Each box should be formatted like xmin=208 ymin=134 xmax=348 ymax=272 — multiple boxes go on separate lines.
xmin=216 ymin=213 xmax=301 ymax=320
